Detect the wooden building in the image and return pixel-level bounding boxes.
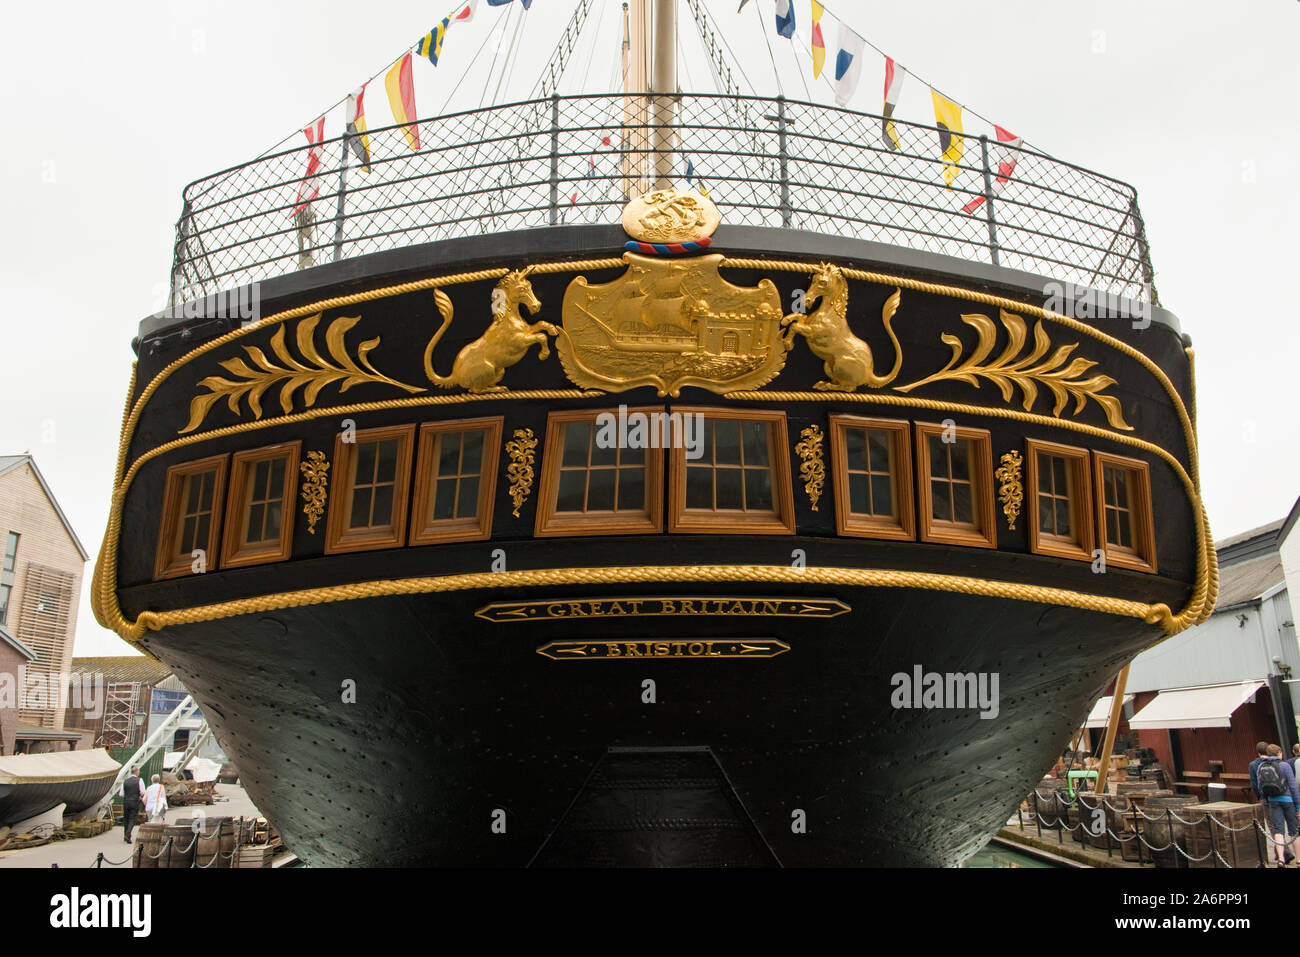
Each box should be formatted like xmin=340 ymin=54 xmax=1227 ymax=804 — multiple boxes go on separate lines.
xmin=0 ymin=454 xmax=88 ymax=737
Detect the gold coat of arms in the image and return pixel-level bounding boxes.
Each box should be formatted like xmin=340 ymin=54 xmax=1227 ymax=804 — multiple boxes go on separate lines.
xmin=557 ymin=253 xmax=785 ymax=396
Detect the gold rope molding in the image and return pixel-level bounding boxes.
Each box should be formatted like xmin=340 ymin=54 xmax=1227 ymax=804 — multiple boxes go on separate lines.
xmin=119 ymin=564 xmax=1172 ymax=643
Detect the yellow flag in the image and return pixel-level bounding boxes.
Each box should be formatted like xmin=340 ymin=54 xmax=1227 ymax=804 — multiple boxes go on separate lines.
xmin=931 ymin=89 xmax=964 ymax=188
xmin=810 ymin=2 xmax=826 ymax=79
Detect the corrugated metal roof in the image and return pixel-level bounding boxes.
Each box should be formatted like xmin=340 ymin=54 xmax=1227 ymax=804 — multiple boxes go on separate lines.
xmin=0 ymin=454 xmax=89 ymax=560
xmin=1214 ymin=553 xmax=1285 ymax=609
xmin=70 ymin=656 xmax=173 ymax=686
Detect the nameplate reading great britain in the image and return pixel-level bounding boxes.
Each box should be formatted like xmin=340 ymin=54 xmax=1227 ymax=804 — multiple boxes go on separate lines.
xmin=476 ymin=596 xmax=850 ymax=623
xmin=537 ymin=639 xmax=790 ymax=660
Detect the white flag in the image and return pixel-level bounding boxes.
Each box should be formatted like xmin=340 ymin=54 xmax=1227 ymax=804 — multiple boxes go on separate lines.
xmin=833 ymin=25 xmax=866 ymax=107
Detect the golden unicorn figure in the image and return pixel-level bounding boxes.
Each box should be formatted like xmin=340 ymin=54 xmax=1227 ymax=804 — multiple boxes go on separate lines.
xmin=423 ymin=269 xmax=558 ymax=393
xmin=781 ymin=263 xmax=903 ymax=392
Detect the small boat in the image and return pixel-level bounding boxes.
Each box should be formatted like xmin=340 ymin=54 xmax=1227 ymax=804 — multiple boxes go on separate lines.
xmin=0 ymin=749 xmax=121 ymax=827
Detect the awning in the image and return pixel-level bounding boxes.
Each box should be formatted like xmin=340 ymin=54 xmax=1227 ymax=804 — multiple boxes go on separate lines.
xmin=1128 ymin=681 xmax=1266 ymax=731
xmin=1085 ymin=694 xmax=1135 ymax=728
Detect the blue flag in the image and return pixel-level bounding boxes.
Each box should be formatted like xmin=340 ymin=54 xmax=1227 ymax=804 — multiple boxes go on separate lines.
xmin=774 ymin=0 xmax=795 ymax=38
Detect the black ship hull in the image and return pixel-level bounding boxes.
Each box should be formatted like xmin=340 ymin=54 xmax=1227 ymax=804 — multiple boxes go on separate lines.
xmin=99 ymin=222 xmax=1211 ymax=866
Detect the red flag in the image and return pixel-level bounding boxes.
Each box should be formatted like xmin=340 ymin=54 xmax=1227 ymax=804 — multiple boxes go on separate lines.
xmin=292 ymin=116 xmax=326 ymax=217
xmin=962 ymin=125 xmax=1022 ymax=214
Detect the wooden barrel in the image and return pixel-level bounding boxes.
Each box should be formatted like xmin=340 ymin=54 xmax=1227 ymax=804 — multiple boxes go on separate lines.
xmin=163 ymin=823 xmax=196 ymax=868
xmin=1029 ymin=784 xmax=1069 ymax=829
xmin=195 ymin=818 xmax=234 ymax=869
xmin=1144 ymin=796 xmax=1202 ymax=868
xmin=134 ymin=823 xmax=164 ymax=869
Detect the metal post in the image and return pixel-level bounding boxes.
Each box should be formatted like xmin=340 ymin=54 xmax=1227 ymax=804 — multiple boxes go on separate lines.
xmin=764 ymin=96 xmax=793 ymax=228
xmin=549 ymin=94 xmax=561 ymax=225
xmin=979 ymin=134 xmax=999 ymax=267
xmin=333 ymin=143 xmax=349 ymax=262
xmin=1134 ymin=806 xmax=1144 ymax=866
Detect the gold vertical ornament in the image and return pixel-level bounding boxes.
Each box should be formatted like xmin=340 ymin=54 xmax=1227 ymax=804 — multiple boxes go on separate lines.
xmin=299 ymin=450 xmax=330 ymax=534
xmin=995 ymin=450 xmax=1024 ymax=530
xmin=794 ymin=424 xmax=826 ymax=511
xmin=505 ymin=428 xmax=539 ymax=518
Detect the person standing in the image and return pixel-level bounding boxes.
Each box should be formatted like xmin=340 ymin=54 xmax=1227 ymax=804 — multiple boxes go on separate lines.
xmin=1256 ymin=744 xmax=1300 ymax=866
xmin=120 ymin=766 xmax=144 ymax=842
xmin=144 ymin=774 xmax=168 ymax=823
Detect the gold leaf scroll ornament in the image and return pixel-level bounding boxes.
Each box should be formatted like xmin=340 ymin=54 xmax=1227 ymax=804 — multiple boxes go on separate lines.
xmin=298 ymin=450 xmax=330 ymax=535
xmin=896 ymin=309 xmax=1133 ymax=431
xmin=505 ymin=428 xmax=538 ymax=518
xmin=180 ymin=314 xmax=421 ymax=434
xmin=794 ymin=424 xmax=826 ymax=511
xmin=994 ymin=450 xmax=1023 ymax=531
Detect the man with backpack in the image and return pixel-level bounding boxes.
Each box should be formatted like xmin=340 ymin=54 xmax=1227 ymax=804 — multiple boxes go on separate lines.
xmin=1252 ymin=743 xmax=1300 ymax=866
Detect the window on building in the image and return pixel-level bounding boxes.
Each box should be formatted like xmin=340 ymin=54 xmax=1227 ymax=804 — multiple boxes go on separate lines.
xmin=221 ymin=442 xmax=301 ymax=568
xmin=1026 ymin=439 xmax=1094 ymax=562
xmin=535 ymin=409 xmax=663 ymax=536
xmin=1093 ymin=451 xmax=1157 ymax=573
xmin=410 ymin=418 xmax=503 ymax=545
xmin=325 ymin=424 xmax=415 ymax=554
xmin=668 ymin=409 xmax=795 ymax=534
xmin=828 ymin=415 xmax=914 ymax=540
xmin=914 ymin=422 xmax=996 ymax=549
xmin=3 ymin=532 xmax=18 ymax=573
xmin=154 ymin=454 xmax=228 ymax=579
xmin=0 ymin=584 xmax=10 ymax=627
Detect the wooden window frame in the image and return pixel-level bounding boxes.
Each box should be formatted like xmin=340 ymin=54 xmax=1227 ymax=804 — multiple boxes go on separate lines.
xmin=1026 ymin=439 xmax=1095 ymax=563
xmin=535 ymin=407 xmax=664 ymax=537
xmin=154 ymin=453 xmax=228 ymax=580
xmin=324 ymin=424 xmax=415 ymax=555
xmin=668 ymin=407 xmax=796 ymax=535
xmin=828 ymin=415 xmax=915 ymax=541
xmin=1093 ymin=451 xmax=1157 ymax=574
xmin=220 ymin=442 xmax=301 ymax=569
xmin=410 ymin=417 xmax=504 ymax=546
xmin=914 ymin=422 xmax=997 ymax=549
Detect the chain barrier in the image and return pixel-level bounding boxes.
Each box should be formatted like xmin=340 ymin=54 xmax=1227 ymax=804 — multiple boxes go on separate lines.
xmin=1025 ymin=788 xmax=1293 ymax=868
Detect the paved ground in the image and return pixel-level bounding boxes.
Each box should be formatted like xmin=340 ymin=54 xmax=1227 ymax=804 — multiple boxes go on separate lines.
xmin=0 ymin=784 xmax=265 ymax=869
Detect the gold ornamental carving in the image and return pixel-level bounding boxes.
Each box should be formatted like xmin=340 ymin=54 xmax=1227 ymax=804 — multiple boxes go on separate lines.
xmin=781 ymin=264 xmax=903 ymax=392
xmin=180 ymin=314 xmax=421 ymax=434
xmin=896 ymin=309 xmax=1134 ymax=431
xmin=298 ymin=450 xmax=330 ymax=535
xmin=537 ymin=638 xmax=790 ymax=661
xmin=621 ymin=189 xmax=720 ymax=243
xmin=794 ymin=424 xmax=826 ymax=511
xmin=504 ymin=427 xmax=538 ymax=517
xmin=994 ymin=450 xmax=1024 ymax=531
xmin=476 ymin=596 xmax=851 ymax=622
xmin=557 ymin=252 xmax=785 ymax=397
xmin=424 ymin=270 xmax=558 ymax=393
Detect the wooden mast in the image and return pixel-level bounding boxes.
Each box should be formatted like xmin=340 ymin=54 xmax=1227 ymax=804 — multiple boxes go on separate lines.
xmin=651 ymin=0 xmax=677 ymax=189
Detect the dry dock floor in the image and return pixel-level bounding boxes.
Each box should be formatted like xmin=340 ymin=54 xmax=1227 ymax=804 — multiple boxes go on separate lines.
xmin=0 ymin=783 xmax=265 ymax=869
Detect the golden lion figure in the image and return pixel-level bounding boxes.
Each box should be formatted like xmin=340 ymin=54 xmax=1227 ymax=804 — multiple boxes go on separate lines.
xmin=781 ymin=263 xmax=903 ymax=392
xmin=423 ymin=269 xmax=558 ymax=393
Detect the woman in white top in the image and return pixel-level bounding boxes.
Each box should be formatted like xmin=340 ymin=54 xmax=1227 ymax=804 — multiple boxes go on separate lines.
xmin=144 ymin=773 xmax=169 ymax=823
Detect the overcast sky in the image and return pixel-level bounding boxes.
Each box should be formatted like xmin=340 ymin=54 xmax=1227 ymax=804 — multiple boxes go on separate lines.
xmin=1 ymin=0 xmax=1295 ymax=657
